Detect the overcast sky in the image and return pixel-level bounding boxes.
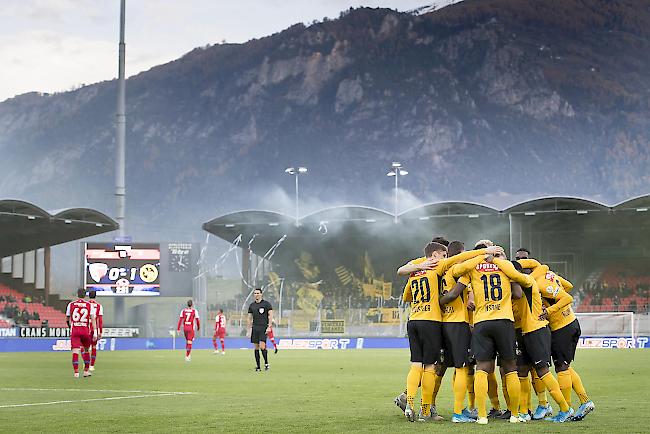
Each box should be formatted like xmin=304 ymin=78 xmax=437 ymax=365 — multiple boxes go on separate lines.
xmin=0 ymin=0 xmax=452 ymax=102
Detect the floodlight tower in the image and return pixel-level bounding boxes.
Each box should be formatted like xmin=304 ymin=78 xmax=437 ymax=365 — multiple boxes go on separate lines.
xmin=285 ymin=167 xmax=308 ymax=227
xmin=387 ymin=162 xmax=408 ymax=224
xmin=115 ymin=0 xmax=126 ymax=237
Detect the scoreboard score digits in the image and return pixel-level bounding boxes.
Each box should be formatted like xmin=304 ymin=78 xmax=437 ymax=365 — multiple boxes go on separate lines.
xmin=84 ymin=243 xmax=161 ymax=296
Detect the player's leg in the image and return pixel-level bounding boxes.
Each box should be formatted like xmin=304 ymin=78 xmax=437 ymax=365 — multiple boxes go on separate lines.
xmin=213 ymin=333 xmax=218 ymax=353
xmin=494 ymin=320 xmax=520 ymax=423
xmin=405 ymin=321 xmax=423 ymax=422
xmin=531 ymin=368 xmax=552 ymax=419
xmin=515 ymin=329 xmax=531 ymax=421
xmin=486 ymin=368 xmax=501 ymax=417
xmin=525 ymin=326 xmax=571 ymax=422
xmin=467 ymin=365 xmax=477 ymax=416
xmin=81 ymin=333 xmax=92 ymax=376
xmin=260 ymin=338 xmax=269 ymax=370
xmin=251 ymin=327 xmax=262 ymax=370
xmin=270 ymin=335 xmax=278 ymax=353
xmin=220 ymin=336 xmax=225 ymax=353
xmin=471 ymin=321 xmax=496 ymax=424
xmin=90 ymin=344 xmax=97 ymax=370
xmin=558 ymin=320 xmax=593 ymax=420
xmin=184 ymin=329 xmax=194 ymax=360
xmin=418 ymin=321 xmax=443 ymax=422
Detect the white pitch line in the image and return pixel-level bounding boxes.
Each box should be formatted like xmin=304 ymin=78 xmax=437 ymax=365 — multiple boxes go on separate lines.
xmin=0 ymin=392 xmax=194 ymax=409
xmin=0 ymin=388 xmax=191 ymax=394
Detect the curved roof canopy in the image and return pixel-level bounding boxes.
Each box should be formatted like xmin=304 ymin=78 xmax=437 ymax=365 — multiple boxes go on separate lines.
xmin=0 ymin=199 xmax=118 ymax=257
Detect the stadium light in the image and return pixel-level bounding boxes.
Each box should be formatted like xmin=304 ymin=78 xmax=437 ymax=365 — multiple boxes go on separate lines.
xmin=224 ymin=224 xmax=235 ymax=228
xmin=64 ymin=219 xmax=72 ymax=224
xmin=27 ymin=215 xmax=36 ymax=220
xmin=419 ymin=216 xmax=430 ymax=221
xmin=286 ymin=166 xmax=307 ymax=227
xmin=636 ymin=208 xmax=648 ymax=212
xmin=524 ymin=212 xmax=536 ymax=216
xmin=577 ymin=210 xmax=588 ymax=215
xmin=468 ymin=214 xmax=479 ymax=218
xmin=387 ymin=162 xmax=408 ymax=223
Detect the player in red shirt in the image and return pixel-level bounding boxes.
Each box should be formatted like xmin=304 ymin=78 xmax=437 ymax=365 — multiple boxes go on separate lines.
xmin=267 ymin=320 xmax=279 ymax=354
xmin=66 ymin=288 xmax=97 ymax=378
xmin=87 ymin=290 xmax=104 ymax=371
xmin=177 ymin=299 xmax=200 ymax=361
xmin=213 ymin=309 xmax=226 ymax=355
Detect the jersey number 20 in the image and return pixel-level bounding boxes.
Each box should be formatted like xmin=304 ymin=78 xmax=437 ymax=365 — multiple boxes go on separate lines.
xmin=411 ymin=277 xmax=431 ymax=303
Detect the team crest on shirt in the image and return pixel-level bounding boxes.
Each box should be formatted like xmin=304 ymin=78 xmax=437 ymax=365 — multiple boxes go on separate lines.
xmin=259 ymin=307 xmax=265 ymax=314
xmin=476 ymin=263 xmax=499 ymax=272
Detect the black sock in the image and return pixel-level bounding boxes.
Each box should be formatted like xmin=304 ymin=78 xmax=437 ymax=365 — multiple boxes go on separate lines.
xmin=254 ymin=349 xmax=260 ymax=368
xmin=262 ymin=349 xmax=268 ymax=364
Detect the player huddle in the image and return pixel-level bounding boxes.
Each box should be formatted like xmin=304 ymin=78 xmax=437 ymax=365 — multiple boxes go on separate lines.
xmin=395 ymin=237 xmax=595 ymax=424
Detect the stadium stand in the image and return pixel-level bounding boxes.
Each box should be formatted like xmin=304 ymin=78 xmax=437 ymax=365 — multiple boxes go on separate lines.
xmin=0 ymin=285 xmax=68 ymax=328
xmin=577 ymin=262 xmax=650 ymax=313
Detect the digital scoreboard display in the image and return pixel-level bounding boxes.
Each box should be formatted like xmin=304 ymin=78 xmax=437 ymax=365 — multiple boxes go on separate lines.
xmin=84 ymin=243 xmax=161 ymax=296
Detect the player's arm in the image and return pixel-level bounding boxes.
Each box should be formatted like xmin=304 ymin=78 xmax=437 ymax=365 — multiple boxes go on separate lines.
xmin=65 ymin=303 xmax=71 ymax=328
xmin=402 ymin=282 xmax=413 ymax=302
xmin=98 ymin=305 xmax=104 ymax=336
xmin=451 ymin=255 xmax=486 ymax=279
xmin=491 ymin=257 xmax=534 ymax=288
xmin=557 ymin=274 xmax=574 ymax=292
xmin=266 ymin=307 xmax=273 ymax=333
xmin=247 ymin=312 xmax=252 ymax=330
xmin=510 ymin=282 xmax=523 ymax=300
xmin=176 ymin=313 xmax=182 ymax=332
xmin=467 ymin=286 xmax=475 ymax=310
xmin=440 ymin=280 xmax=467 ymax=305
xmin=397 ymin=257 xmax=438 ymax=276
xmin=517 ymin=258 xmax=542 ymax=271
xmin=196 ymin=316 xmax=200 ymax=332
xmin=439 ymin=247 xmax=497 ymax=274
xmin=543 ymin=288 xmax=573 ymax=317
xmin=530 ymin=264 xmax=550 ymax=280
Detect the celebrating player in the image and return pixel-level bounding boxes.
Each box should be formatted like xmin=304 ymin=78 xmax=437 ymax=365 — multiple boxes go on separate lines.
xmin=177 ymin=299 xmax=200 ymax=362
xmin=518 ymin=258 xmax=595 ymax=421
xmin=213 ymin=309 xmax=226 ymax=355
xmin=494 ymin=258 xmax=573 ymax=423
xmin=447 ymin=249 xmax=524 ymax=424
xmin=248 ymin=288 xmax=273 ymax=371
xmin=66 ymin=288 xmax=97 ymax=378
xmin=87 ymin=290 xmax=103 ymax=371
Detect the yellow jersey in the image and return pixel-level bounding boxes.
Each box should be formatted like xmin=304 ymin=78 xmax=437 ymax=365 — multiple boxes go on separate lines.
xmin=517 ymin=259 xmax=576 ymax=331
xmin=540 ymin=279 xmax=576 ymax=331
xmin=452 ymin=255 xmax=530 ymax=325
xmin=493 ymin=259 xmax=548 ymax=334
xmin=403 ymin=249 xmax=488 ymax=322
xmin=441 ymin=270 xmax=471 ymax=323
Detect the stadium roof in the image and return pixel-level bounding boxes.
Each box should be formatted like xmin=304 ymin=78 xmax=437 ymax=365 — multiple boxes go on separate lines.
xmin=203 ymin=195 xmax=650 ymax=261
xmin=204 ymin=195 xmax=650 ymax=230
xmin=0 ymin=199 xmax=118 ymax=257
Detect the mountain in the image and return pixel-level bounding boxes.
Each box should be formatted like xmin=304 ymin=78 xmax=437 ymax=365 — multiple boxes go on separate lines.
xmin=1 ymin=0 xmax=649 ymax=240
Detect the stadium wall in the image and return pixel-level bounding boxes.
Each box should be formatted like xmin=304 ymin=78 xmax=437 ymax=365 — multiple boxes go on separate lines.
xmin=1 ymin=336 xmax=649 ymax=352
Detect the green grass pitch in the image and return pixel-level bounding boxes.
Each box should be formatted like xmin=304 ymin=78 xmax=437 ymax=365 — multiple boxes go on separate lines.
xmin=0 ymin=348 xmax=647 ymax=433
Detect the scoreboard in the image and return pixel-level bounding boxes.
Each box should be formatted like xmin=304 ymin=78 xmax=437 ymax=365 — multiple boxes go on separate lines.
xmin=84 ymin=243 xmax=161 ymax=296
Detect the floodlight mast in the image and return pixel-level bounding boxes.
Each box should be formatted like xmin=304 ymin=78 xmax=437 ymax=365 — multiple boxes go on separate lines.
xmin=115 ymin=0 xmax=126 ymax=237
xmin=285 ymin=167 xmax=307 ymax=227
xmin=387 ymin=162 xmax=408 ymax=224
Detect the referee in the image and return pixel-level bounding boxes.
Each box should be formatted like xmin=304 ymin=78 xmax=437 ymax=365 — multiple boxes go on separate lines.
xmin=248 ymin=288 xmax=273 ymax=371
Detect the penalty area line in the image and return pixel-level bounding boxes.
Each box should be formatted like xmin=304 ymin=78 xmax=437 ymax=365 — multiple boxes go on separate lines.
xmin=0 ymin=392 xmax=194 ymax=409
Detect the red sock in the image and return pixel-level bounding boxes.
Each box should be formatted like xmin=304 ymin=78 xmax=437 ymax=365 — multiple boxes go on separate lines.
xmin=82 ymin=350 xmax=90 ymax=371
xmin=91 ymin=347 xmax=97 ymax=367
xmin=220 ymin=338 xmax=225 ymax=351
xmin=186 ymin=343 xmax=192 ymax=357
xmin=72 ymin=353 xmax=79 ymax=373
xmin=212 ymin=338 xmax=217 ymax=350
xmin=270 ymin=337 xmax=277 ymax=350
